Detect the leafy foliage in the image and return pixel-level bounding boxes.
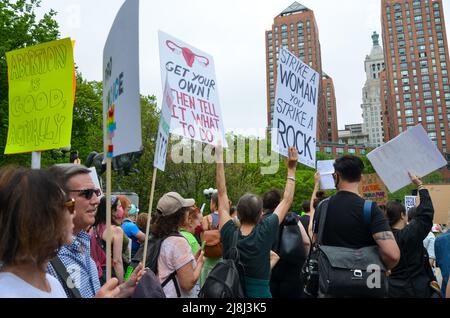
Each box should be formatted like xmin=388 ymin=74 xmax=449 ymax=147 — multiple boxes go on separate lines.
xmin=0 ymin=0 xmax=60 ymax=166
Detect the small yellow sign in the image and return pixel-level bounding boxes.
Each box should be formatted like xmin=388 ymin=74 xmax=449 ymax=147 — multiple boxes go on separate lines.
xmin=5 ymin=37 xmax=74 ymax=154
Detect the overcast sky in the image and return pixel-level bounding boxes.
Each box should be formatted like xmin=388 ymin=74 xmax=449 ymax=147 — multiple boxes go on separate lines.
xmin=37 ymin=0 xmax=450 ymax=137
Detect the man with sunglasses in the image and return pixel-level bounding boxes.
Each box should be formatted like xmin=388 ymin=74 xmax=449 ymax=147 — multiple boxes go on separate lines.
xmin=47 ymin=164 xmax=144 ymax=298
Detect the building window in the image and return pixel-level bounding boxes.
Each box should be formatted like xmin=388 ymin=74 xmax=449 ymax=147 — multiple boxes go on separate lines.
xmin=426 ymin=115 xmax=435 ymax=122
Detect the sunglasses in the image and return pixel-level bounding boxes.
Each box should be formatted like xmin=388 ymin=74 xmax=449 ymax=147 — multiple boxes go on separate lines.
xmin=64 ymin=198 xmax=76 ymax=215
xmin=68 ymin=188 xmax=102 ymax=200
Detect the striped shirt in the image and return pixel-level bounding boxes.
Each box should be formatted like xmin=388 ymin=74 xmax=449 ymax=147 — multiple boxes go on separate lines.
xmin=47 ymin=230 xmax=101 ymax=298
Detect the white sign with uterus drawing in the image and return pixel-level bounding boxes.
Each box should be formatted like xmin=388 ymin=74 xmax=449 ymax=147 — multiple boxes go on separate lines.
xmin=158 ymin=31 xmax=227 ymax=147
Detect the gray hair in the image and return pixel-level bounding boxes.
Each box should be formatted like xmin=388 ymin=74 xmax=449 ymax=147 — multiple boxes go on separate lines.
xmin=47 ymin=164 xmax=91 ymax=187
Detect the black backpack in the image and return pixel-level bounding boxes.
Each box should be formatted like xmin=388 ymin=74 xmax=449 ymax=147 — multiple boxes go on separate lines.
xmin=277 ymin=212 xmax=306 ymax=265
xmin=198 ymin=230 xmax=245 ymax=298
xmin=130 ymin=232 xmax=182 ymax=298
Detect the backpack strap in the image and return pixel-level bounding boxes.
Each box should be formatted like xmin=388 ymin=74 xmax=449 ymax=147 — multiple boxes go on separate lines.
xmin=317 ymin=198 xmax=330 ymax=245
xmin=161 ymin=271 xmax=181 ymax=298
xmin=49 ymin=257 xmax=82 ymax=298
xmin=363 ymin=200 xmax=373 ymax=227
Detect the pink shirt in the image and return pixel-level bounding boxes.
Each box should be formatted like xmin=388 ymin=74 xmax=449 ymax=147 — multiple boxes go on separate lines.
xmin=157 ymin=236 xmax=195 ymax=298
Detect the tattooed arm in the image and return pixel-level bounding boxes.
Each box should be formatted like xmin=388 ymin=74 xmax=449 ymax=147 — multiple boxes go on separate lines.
xmin=373 ymin=231 xmax=400 ymax=270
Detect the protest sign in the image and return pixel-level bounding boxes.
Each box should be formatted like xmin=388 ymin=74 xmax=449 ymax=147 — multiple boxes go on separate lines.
xmin=316 ymin=160 xmax=335 ymax=190
xmin=358 ymin=173 xmax=388 ymax=206
xmin=88 ymin=167 xmax=102 ymax=197
xmin=367 ymin=124 xmax=446 ymax=193
xmin=5 ymin=38 xmax=74 ymax=154
xmin=271 ymin=47 xmax=319 ymax=168
xmin=154 ymin=76 xmax=174 ymax=171
xmin=103 ymin=0 xmax=141 ymax=158
xmin=404 ymin=195 xmax=417 ymax=214
xmin=427 ymin=184 xmax=450 ymax=224
xmin=158 ymin=31 xmax=227 ymax=147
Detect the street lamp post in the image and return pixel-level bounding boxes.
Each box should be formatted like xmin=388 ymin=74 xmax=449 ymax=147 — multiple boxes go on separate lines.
xmin=202 ymin=187 xmax=217 ymax=214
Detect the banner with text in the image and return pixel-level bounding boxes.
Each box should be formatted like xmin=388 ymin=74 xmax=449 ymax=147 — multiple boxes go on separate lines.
xmin=358 ymin=173 xmax=388 ymax=206
xmin=271 ymin=47 xmax=319 ymax=168
xmin=5 ymin=38 xmax=74 ymax=154
xmin=154 ymin=76 xmax=174 ymax=171
xmin=103 ymin=0 xmax=141 ymax=158
xmin=404 ymin=195 xmax=417 ymax=215
xmin=158 ymin=31 xmax=227 ymax=147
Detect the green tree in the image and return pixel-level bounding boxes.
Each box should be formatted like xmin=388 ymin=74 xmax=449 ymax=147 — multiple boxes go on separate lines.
xmin=0 ymin=0 xmax=60 ymax=166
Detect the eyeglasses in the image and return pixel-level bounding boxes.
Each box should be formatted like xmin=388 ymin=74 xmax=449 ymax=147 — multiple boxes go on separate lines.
xmin=64 ymin=198 xmax=76 ymax=215
xmin=68 ymin=188 xmax=102 ymax=200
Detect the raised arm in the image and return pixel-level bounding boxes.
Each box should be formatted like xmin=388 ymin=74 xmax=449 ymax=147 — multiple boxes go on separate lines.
xmin=403 ymin=173 xmax=434 ymax=243
xmin=308 ymin=171 xmax=320 ymax=238
xmin=273 ymin=147 xmax=298 ymax=225
xmin=215 ymin=144 xmax=231 ymax=229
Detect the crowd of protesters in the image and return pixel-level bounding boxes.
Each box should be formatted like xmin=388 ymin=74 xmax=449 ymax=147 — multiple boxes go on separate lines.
xmin=0 ymin=146 xmax=449 ymax=299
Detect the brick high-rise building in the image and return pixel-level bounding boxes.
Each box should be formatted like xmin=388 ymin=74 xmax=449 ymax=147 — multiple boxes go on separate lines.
xmin=265 ymin=2 xmax=328 ymax=142
xmin=322 ymin=72 xmax=339 ymax=142
xmin=381 ymin=0 xmax=450 ymax=155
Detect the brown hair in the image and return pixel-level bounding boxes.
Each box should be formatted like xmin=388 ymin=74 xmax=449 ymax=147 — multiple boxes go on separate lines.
xmin=150 ymin=208 xmax=187 ymax=238
xmin=136 ymin=213 xmax=148 ymax=232
xmin=313 ymin=191 xmax=327 ymax=209
xmin=0 ymin=166 xmax=68 ymax=267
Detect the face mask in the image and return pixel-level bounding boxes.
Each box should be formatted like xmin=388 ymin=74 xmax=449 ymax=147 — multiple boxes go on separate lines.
xmin=116 ymin=206 xmax=125 ymax=220
xmin=334 ymin=173 xmax=340 ymax=190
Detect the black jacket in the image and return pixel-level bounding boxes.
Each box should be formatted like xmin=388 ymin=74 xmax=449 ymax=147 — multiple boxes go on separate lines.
xmin=389 ymin=189 xmax=434 ymax=298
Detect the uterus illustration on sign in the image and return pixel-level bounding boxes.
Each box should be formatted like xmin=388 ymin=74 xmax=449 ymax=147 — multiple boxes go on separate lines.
xmin=166 ymin=40 xmax=209 ymax=68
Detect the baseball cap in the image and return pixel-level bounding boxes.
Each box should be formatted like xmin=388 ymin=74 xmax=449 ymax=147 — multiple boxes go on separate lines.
xmin=128 ymin=204 xmax=139 ymax=216
xmin=157 ymin=192 xmax=195 ymax=216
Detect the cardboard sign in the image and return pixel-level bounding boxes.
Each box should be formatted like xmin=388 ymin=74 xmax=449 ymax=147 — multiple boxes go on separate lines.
xmin=427 ymin=184 xmax=450 ymax=224
xmin=271 ymin=47 xmax=319 ymax=168
xmin=103 ymin=0 xmax=141 ymax=158
xmin=358 ymin=173 xmax=389 ymax=206
xmin=367 ymin=124 xmax=446 ymax=193
xmin=154 ymin=76 xmax=173 ymax=171
xmin=5 ymin=38 xmax=74 ymax=154
xmin=317 ymin=160 xmax=335 ymax=190
xmin=158 ymin=31 xmax=227 ymax=147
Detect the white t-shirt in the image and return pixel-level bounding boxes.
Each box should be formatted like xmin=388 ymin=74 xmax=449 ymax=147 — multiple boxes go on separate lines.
xmin=0 ymin=272 xmax=67 ymax=298
xmin=158 ymin=236 xmax=195 ymax=298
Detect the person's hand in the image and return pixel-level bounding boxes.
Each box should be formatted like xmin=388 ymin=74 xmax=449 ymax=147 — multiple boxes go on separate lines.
xmin=95 ymin=277 xmax=120 ymax=298
xmin=314 ymin=171 xmax=321 ymax=185
xmin=196 ymin=250 xmax=205 ymax=265
xmin=408 ymin=172 xmax=422 ymax=187
xmin=194 ymin=248 xmax=202 ymax=261
xmin=287 ymin=147 xmax=298 ymax=170
xmin=116 ymin=263 xmax=145 ymax=298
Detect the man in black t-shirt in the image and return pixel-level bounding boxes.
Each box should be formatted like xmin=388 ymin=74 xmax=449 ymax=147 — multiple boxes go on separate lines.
xmin=312 ymin=155 xmax=400 ymax=271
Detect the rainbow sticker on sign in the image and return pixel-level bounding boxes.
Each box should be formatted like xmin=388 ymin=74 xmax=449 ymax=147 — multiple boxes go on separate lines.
xmin=106 ymin=104 xmax=116 ymax=158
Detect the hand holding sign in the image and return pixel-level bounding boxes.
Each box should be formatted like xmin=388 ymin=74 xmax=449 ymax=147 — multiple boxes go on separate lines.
xmin=287 ymin=147 xmax=298 ymax=170
xmin=408 ymin=172 xmax=422 ymax=187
